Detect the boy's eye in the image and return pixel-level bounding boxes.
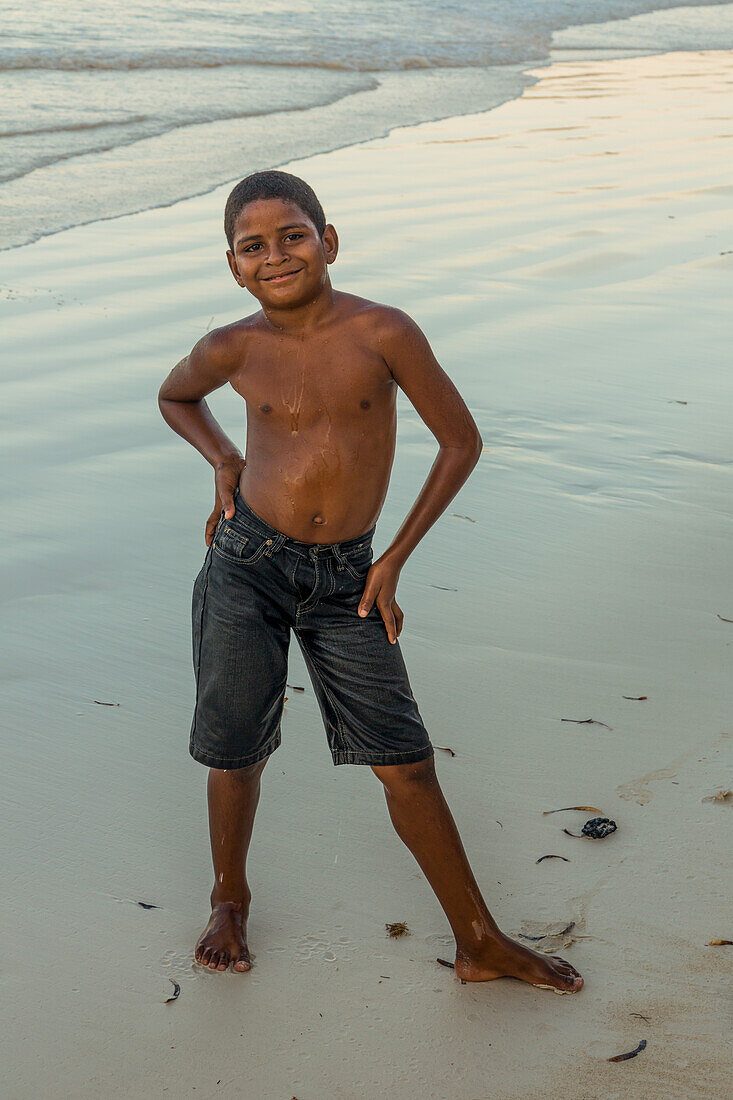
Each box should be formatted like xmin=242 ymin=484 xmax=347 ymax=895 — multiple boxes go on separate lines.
xmin=244 ymin=233 xmax=302 ymax=253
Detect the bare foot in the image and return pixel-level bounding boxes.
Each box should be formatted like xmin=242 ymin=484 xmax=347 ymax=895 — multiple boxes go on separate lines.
xmin=454 ymin=932 xmax=583 ymax=994
xmin=194 ymin=901 xmax=252 ymax=973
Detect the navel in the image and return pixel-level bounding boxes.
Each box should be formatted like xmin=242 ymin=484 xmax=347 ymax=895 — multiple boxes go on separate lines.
xmin=312 ymin=514 xmax=325 ymax=525
xmin=360 ymin=399 xmax=371 ymax=410
xmin=260 ymin=403 xmax=272 ymax=413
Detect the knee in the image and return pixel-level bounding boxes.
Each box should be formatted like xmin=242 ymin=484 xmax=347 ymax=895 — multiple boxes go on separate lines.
xmin=210 ymin=757 xmax=269 ymax=784
xmin=371 ymin=755 xmax=437 ymax=796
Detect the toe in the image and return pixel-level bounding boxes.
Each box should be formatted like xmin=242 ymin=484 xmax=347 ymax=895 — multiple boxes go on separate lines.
xmin=233 ymin=954 xmax=251 ymax=973
xmin=217 ymin=952 xmax=230 ymax=971
xmin=552 ymin=956 xmax=579 ymax=978
xmin=207 ymin=951 xmax=220 ymax=969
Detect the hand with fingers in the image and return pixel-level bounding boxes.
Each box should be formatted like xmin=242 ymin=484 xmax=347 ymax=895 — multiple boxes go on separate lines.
xmin=205 ymin=457 xmax=246 ymax=546
xmin=357 ymin=556 xmax=404 ymax=644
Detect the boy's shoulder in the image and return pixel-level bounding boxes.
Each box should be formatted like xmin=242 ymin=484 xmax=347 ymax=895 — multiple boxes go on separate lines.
xmin=202 ymin=295 xmax=420 ymax=355
xmin=195 ymin=312 xmax=261 ymax=365
xmin=334 ymin=291 xmax=418 ymax=339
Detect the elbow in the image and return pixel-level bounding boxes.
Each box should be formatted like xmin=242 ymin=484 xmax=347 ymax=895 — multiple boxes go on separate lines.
xmin=440 ymin=433 xmax=483 ymax=466
xmin=461 ymin=431 xmax=484 ymax=465
xmin=157 ymin=387 xmax=179 ymax=418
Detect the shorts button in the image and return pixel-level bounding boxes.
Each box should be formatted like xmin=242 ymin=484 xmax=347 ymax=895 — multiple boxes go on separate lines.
xmin=265 ymin=538 xmax=273 ymax=545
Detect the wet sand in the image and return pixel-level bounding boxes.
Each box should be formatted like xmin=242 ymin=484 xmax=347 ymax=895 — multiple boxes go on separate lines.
xmin=1 ymin=49 xmax=731 ymax=1099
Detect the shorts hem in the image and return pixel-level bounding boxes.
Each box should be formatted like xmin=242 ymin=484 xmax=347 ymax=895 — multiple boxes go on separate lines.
xmin=331 ymin=744 xmax=434 ymax=767
xmin=189 ymin=733 xmax=281 ymax=770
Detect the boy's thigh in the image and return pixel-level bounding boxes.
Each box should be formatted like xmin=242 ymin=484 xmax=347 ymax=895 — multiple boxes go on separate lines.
xmin=189 ymin=541 xmax=291 ymax=769
xmin=295 ymin=599 xmax=433 ymax=767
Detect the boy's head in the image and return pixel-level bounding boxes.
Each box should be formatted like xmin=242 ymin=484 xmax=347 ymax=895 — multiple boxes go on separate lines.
xmin=224 ymin=170 xmax=325 ymax=251
xmin=224 ymin=170 xmax=337 ymax=309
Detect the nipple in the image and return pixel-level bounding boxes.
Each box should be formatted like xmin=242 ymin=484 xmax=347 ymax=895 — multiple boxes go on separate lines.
xmin=312 ymin=514 xmax=325 ymax=525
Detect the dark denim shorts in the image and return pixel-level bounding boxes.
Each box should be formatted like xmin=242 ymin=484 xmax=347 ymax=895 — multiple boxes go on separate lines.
xmin=189 ymin=487 xmax=434 ymax=768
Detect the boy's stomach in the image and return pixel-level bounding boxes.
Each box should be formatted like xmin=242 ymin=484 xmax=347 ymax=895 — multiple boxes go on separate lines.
xmin=237 ymin=441 xmax=394 ymax=544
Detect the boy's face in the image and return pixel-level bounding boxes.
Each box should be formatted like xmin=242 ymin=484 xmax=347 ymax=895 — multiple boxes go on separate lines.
xmin=226 ymin=198 xmax=337 ymax=308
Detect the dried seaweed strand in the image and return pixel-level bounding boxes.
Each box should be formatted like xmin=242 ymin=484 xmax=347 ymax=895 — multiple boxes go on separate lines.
xmin=542 ymin=805 xmax=602 ymax=815
xmin=560 ymin=717 xmax=612 ymax=729
xmin=536 ymin=855 xmax=570 ymax=864
xmin=165 ymin=980 xmax=181 ymax=1004
xmin=517 ymin=921 xmax=575 ymax=942
xmin=608 ymin=1039 xmax=646 ymax=1063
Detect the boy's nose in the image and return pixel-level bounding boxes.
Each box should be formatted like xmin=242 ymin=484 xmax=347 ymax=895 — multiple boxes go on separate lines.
xmin=266 ymin=243 xmax=288 ymax=263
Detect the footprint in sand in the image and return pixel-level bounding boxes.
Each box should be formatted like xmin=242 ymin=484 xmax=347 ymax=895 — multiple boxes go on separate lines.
xmin=616 ymin=734 xmax=731 ymax=805
xmin=160 ymin=948 xmax=199 ymax=982
xmin=425 ymin=932 xmax=455 ymax=948
xmin=616 ymin=763 xmax=679 ymax=804
xmin=512 ymin=917 xmax=586 ymax=953
xmin=294 ymin=933 xmax=352 ymax=963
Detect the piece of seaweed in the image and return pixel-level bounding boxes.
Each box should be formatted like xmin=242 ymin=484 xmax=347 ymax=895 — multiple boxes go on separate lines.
xmin=608 ymin=1039 xmax=646 ymax=1062
xmin=165 ymin=980 xmax=180 ymax=1004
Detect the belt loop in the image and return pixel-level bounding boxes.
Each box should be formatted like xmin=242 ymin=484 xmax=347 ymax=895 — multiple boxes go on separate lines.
xmin=266 ymin=532 xmax=286 ymax=557
xmin=331 ymin=543 xmax=347 ymax=571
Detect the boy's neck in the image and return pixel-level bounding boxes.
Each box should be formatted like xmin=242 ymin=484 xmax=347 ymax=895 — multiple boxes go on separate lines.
xmin=261 ymin=279 xmax=337 ymax=335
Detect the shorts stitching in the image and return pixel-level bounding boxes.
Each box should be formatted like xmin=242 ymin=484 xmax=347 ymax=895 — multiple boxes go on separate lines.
xmin=296 ymin=552 xmax=320 ymax=618
xmin=190 ymin=730 xmax=281 ymax=770
xmin=332 ymin=745 xmax=434 ymax=767
xmin=190 ymin=544 xmax=214 ymax=746
xmin=212 ymin=537 xmax=270 ymax=567
xmin=324 ymin=555 xmax=336 ymax=600
xmin=343 ymin=558 xmax=362 ymax=581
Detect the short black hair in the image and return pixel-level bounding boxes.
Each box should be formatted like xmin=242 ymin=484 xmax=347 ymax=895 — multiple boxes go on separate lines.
xmin=224 ymin=170 xmax=326 ymax=251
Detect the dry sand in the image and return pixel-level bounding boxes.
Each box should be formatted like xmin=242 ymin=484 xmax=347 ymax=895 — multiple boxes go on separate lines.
xmin=2 ymin=49 xmax=731 ymax=1099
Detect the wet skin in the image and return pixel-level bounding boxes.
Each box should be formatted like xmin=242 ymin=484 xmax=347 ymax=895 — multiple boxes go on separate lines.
xmin=160 ymin=198 xmax=583 ymax=991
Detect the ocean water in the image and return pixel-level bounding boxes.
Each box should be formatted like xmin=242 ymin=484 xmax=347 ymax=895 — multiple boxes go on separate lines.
xmin=2 ymin=0 xmax=732 ymax=250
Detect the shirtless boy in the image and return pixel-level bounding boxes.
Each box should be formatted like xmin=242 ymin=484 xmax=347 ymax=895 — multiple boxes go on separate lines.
xmin=158 ymin=170 xmax=583 ymax=994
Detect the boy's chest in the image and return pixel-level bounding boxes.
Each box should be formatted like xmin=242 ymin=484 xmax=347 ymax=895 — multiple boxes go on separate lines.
xmin=230 ymin=334 xmax=395 ymax=429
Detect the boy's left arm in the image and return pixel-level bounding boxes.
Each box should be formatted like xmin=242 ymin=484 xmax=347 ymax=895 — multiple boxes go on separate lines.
xmin=357 ymin=309 xmax=483 ymax=641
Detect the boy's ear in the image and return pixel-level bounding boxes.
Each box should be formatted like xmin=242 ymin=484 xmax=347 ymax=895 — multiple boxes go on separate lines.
xmin=322 ymin=224 xmax=339 ymax=265
xmin=226 ymin=249 xmax=245 ymax=286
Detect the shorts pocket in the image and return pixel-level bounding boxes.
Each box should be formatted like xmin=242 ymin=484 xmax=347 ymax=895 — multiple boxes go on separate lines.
xmin=212 ymin=523 xmax=270 ymax=565
xmin=342 ymin=542 xmax=373 ymax=581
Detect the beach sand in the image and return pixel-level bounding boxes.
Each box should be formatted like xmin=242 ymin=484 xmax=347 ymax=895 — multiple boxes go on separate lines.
xmin=2 ymin=48 xmax=731 ymax=1099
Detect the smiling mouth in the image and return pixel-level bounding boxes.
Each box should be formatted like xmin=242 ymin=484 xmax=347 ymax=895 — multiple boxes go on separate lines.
xmin=263 ymin=268 xmax=303 ymax=282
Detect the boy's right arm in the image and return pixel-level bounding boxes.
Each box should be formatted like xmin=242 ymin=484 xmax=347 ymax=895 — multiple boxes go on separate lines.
xmin=158 ymin=327 xmax=245 ymax=536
